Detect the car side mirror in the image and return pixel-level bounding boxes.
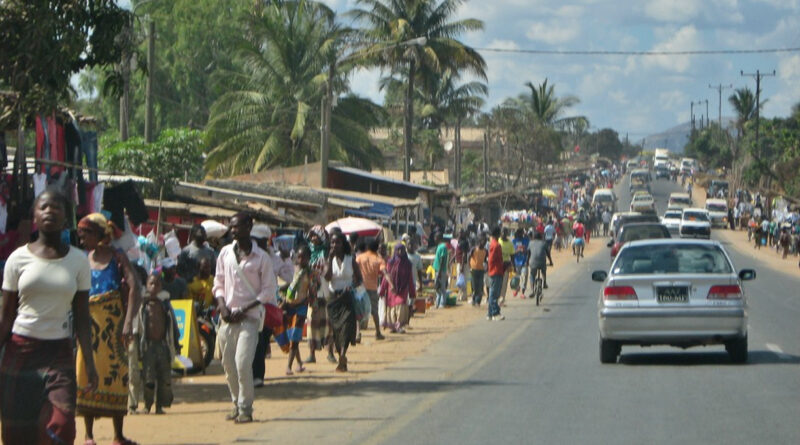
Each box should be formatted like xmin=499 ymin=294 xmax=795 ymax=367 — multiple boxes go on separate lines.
xmin=738 ymin=269 xmax=756 ymax=281
xmin=591 ymin=270 xmax=608 ymax=282
xmin=607 ymin=240 xmax=613 ymax=247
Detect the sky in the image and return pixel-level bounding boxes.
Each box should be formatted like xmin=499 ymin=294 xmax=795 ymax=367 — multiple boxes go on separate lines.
xmin=324 ymin=0 xmax=800 ymax=139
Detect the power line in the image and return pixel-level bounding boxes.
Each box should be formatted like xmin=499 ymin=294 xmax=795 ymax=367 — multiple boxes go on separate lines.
xmin=474 ymin=47 xmax=800 ymax=56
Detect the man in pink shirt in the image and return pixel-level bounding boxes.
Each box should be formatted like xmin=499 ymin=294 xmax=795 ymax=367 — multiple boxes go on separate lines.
xmin=213 ymin=213 xmax=277 ymax=424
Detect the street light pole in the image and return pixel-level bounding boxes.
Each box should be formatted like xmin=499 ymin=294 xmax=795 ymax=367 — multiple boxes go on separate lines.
xmin=144 ymin=20 xmax=155 ymax=143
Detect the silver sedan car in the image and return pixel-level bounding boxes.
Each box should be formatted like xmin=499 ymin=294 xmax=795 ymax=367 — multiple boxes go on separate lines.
xmin=592 ymin=239 xmax=755 ymax=364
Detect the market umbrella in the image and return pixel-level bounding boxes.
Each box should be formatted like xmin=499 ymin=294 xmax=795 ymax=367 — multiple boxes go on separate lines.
xmin=541 ymin=189 xmax=557 ymax=199
xmin=325 ymin=216 xmax=382 ymax=237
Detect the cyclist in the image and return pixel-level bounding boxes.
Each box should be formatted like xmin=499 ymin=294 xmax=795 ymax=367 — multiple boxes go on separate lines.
xmin=529 ymin=231 xmax=548 ymax=290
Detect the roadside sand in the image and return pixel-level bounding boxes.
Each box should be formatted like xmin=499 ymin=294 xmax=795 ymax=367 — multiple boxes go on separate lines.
xmin=77 ymin=235 xmax=606 ymax=444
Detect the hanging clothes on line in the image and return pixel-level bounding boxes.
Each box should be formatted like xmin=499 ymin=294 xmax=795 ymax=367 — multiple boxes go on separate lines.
xmin=35 ymin=115 xmax=66 ymax=177
xmin=103 ymin=180 xmax=148 ymax=228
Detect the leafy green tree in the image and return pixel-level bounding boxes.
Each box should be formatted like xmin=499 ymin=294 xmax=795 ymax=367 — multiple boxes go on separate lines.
xmin=205 ymin=0 xmax=384 ymax=176
xmin=728 ymin=87 xmax=757 ymax=139
xmin=684 ymin=124 xmax=732 ymax=169
xmin=0 ymin=0 xmax=132 ymax=122
xmin=591 ymin=128 xmax=624 ymax=160
xmin=351 ymin=0 xmax=487 ymax=181
xmin=99 ymin=128 xmax=205 ymax=197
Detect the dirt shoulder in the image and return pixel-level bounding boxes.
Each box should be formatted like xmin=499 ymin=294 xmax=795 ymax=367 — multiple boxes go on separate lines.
xmin=77 ymin=235 xmax=607 ymax=444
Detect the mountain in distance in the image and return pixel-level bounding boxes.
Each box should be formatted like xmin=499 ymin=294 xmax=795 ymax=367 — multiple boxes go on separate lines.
xmin=639 ymin=117 xmax=736 ymax=153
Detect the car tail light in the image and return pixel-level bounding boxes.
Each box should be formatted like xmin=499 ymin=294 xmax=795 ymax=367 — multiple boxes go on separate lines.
xmin=603 ymin=286 xmax=638 ymax=301
xmin=707 ymin=285 xmax=742 ymax=300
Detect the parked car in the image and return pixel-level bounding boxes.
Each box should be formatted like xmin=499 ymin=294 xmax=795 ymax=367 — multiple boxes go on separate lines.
xmin=679 ymin=208 xmax=711 ymax=239
xmin=704 ymin=199 xmax=729 ymax=228
xmin=592 ymin=239 xmax=754 ymax=363
xmin=608 ymin=222 xmax=671 ymax=258
xmin=660 ymin=209 xmax=683 ymax=234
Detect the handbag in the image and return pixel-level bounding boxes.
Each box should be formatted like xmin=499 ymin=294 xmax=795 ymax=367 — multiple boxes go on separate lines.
xmin=456 ymin=273 xmax=466 ymax=289
xmin=263 ymin=303 xmax=284 ymax=330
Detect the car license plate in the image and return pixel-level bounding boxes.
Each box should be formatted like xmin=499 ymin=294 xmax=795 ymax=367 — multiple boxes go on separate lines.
xmin=656 ymin=286 xmax=688 ymax=303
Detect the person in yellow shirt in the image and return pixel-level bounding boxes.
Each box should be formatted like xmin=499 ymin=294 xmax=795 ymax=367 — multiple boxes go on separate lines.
xmin=498 ymin=228 xmax=514 ymax=306
xmin=187 ymin=257 xmax=214 ymax=310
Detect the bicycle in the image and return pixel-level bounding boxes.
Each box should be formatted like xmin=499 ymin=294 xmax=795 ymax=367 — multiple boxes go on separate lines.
xmin=532 ymin=267 xmax=544 ymax=306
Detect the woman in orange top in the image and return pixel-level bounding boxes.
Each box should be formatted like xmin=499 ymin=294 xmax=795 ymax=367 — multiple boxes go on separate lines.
xmin=468 ymin=234 xmax=488 ymax=306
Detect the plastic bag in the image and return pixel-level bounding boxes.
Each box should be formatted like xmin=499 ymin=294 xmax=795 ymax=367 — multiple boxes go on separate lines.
xmin=456 ymin=273 xmax=466 ymax=289
xmin=354 ymin=285 xmax=371 ymax=320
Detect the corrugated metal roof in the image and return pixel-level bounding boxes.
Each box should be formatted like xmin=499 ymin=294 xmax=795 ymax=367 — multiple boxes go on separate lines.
xmin=331 ymin=165 xmax=437 ymax=191
xmin=327 ymin=197 xmax=372 ymax=210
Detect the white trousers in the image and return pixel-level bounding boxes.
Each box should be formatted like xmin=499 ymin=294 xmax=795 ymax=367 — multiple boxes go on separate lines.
xmin=218 ymin=317 xmax=260 ymax=415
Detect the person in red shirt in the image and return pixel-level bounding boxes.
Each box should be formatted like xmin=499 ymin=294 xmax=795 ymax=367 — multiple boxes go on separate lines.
xmin=487 ymin=227 xmax=505 ymax=321
xmin=572 ymin=220 xmax=585 ymax=258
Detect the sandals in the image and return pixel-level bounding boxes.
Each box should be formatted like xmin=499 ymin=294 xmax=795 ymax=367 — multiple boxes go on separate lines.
xmin=296 ymin=365 xmax=306 ymax=373
xmin=285 ymin=368 xmax=294 ymax=376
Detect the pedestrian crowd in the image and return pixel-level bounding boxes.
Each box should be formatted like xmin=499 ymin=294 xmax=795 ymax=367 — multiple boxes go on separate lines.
xmin=729 ymin=191 xmax=800 ymax=266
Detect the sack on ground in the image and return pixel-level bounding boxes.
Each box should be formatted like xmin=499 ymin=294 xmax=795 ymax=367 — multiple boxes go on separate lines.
xmin=456 ymin=273 xmax=466 ymax=289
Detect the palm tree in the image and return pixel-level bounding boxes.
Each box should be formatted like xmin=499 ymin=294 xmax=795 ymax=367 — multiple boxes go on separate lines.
xmin=522 ymin=78 xmax=587 ymax=130
xmin=351 ymin=0 xmax=487 ymax=181
xmin=728 ymin=87 xmax=756 ymax=139
xmin=205 ymin=0 xmax=383 ymax=175
xmin=427 ymin=70 xmax=486 ymax=189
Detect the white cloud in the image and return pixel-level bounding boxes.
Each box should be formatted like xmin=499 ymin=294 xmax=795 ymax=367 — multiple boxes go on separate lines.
xmin=764 ymin=54 xmax=800 ymax=116
xmin=348 ymin=68 xmax=383 ymax=104
xmin=752 ymin=0 xmax=800 ymax=9
xmin=526 ymin=20 xmax=580 ymax=44
xmin=644 ymin=0 xmax=700 ymax=22
xmin=660 ymin=90 xmax=689 ymax=109
xmin=609 ymin=90 xmax=629 ymax=104
xmin=643 ymin=25 xmax=700 ymax=73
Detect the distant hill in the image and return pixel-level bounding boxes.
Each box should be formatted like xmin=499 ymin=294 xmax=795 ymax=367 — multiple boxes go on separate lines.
xmin=639 ymin=117 xmax=736 ymax=153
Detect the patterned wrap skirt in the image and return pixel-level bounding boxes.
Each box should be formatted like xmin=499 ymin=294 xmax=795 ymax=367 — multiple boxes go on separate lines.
xmin=0 ymin=334 xmax=77 ymax=445
xmin=76 ymin=289 xmax=129 ymax=417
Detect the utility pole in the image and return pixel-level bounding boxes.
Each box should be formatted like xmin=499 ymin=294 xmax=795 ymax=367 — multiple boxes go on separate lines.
xmin=144 ymin=20 xmax=155 ymax=143
xmin=690 ymin=101 xmax=696 ymax=131
xmin=740 ymin=69 xmax=775 ymax=163
xmin=709 ymin=83 xmax=732 ymax=127
xmin=483 ymin=129 xmax=488 ymax=193
xmin=704 ymin=99 xmax=709 ymax=129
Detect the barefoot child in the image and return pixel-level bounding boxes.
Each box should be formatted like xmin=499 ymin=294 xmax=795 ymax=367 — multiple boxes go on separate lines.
xmin=139 ymin=272 xmax=181 ymax=414
xmin=275 ymin=245 xmax=311 ymax=375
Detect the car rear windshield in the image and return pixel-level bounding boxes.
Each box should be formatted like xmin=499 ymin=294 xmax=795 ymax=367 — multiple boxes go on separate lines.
xmin=670 ymin=197 xmax=692 ymax=205
xmin=613 ymin=244 xmax=733 ymax=275
xmin=620 ymin=226 xmax=670 ymax=242
xmin=595 ymin=194 xmax=613 ymax=202
xmin=707 ymin=204 xmax=727 ymax=212
xmin=664 ymin=211 xmax=682 ymax=219
xmin=683 ymin=211 xmax=709 ymax=222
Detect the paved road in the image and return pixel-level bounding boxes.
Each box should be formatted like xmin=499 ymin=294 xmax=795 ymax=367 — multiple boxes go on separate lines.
xmin=245 ymin=176 xmax=800 ymax=444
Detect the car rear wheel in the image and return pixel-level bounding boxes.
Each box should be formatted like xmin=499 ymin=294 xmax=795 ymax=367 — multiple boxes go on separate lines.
xmin=726 ymin=335 xmax=748 ymax=363
xmin=600 ymin=338 xmax=620 ymax=364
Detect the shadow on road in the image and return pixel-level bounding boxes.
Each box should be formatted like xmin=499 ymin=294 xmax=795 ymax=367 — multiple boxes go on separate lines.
xmin=173 ymin=378 xmax=508 ymax=405
xmin=618 ymin=349 xmax=800 ymax=366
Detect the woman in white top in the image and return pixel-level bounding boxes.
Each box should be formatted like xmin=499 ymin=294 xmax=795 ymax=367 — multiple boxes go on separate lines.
xmin=0 ymin=188 xmax=98 ymax=444
xmin=323 ymin=231 xmax=362 ymax=372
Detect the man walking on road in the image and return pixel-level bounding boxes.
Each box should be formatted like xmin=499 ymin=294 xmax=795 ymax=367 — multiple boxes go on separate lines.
xmin=213 ymin=213 xmax=278 ymax=423
xmin=601 ymin=208 xmax=612 ymax=237
xmin=487 ymin=227 xmax=505 ymax=321
xmin=355 ymin=239 xmax=386 ymax=340
xmin=543 ymin=219 xmax=556 ymax=266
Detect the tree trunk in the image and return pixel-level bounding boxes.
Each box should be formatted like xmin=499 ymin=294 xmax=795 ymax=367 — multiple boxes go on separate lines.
xmin=403 ymin=59 xmax=416 ymax=182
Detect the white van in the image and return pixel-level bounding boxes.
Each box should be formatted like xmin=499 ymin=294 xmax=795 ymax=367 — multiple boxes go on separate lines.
xmin=705 ymin=199 xmax=729 ymax=228
xmin=592 ymin=188 xmax=617 ymax=212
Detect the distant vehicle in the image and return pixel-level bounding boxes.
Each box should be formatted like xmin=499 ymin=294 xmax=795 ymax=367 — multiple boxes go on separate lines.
xmin=608 ymin=222 xmax=671 ymax=258
xmin=679 ymin=208 xmax=711 ymax=239
xmin=653 ymin=148 xmax=670 ymax=169
xmin=680 ymin=157 xmax=697 ymax=175
xmin=626 ymin=160 xmax=639 ymax=170
xmin=629 ymin=168 xmax=651 ymax=184
xmin=630 ymin=194 xmax=656 ymax=213
xmin=592 ymin=188 xmax=617 ymax=212
xmin=592 ymin=239 xmax=754 ymax=364
xmin=660 ymin=209 xmax=683 ymax=234
xmin=654 ymin=164 xmax=670 ymax=179
xmin=668 ymin=193 xmax=693 ymax=209
xmin=707 ymin=180 xmax=729 ymax=199
xmin=611 ymin=212 xmax=660 ymax=241
xmin=630 ymin=181 xmax=651 ymax=194
xmin=705 ymin=199 xmax=729 ymax=228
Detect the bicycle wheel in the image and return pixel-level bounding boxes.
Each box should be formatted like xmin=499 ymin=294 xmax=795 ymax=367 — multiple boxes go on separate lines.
xmin=535 ymin=278 xmax=542 ymax=306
